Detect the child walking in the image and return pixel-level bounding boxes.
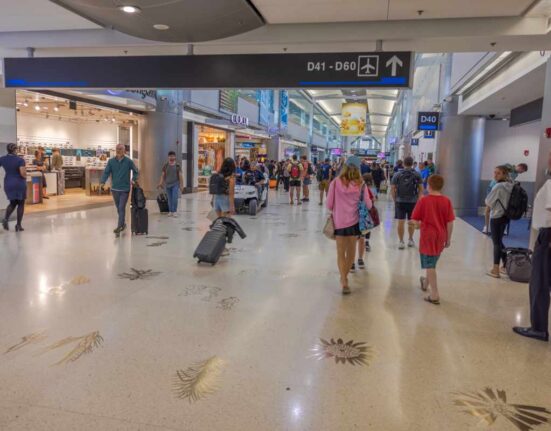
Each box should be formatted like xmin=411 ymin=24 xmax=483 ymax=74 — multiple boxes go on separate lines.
xmin=409 ymin=175 xmax=455 ymax=305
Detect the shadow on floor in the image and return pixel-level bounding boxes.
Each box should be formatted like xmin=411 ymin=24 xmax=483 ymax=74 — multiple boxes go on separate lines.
xmin=460 ymin=215 xmax=530 ymax=248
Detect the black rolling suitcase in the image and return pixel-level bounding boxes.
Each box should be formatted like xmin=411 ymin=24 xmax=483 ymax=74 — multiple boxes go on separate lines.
xmin=157 ymin=192 xmax=169 ymax=213
xmin=131 ymin=185 xmax=148 ymax=235
xmin=193 ymin=226 xmax=227 ymax=265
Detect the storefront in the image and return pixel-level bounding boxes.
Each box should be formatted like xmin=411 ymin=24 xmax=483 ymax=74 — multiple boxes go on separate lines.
xmin=234 ymin=133 xmax=270 ymax=164
xmin=14 ymin=90 xmax=143 ymax=213
xmin=196 ymin=125 xmax=231 ymax=190
xmin=279 ymin=139 xmax=307 ymax=160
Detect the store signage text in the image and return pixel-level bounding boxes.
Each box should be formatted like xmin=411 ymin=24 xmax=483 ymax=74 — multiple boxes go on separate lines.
xmin=4 ymin=52 xmax=413 ymax=89
xmin=231 ymin=114 xmax=249 ymax=127
xmin=417 ymin=112 xmax=440 ymax=131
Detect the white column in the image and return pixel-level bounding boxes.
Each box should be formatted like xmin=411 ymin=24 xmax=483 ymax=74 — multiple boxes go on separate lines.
xmin=0 ymin=88 xmax=17 ymax=210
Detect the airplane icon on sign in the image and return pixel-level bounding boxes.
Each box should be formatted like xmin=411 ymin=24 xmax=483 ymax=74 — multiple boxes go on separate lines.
xmin=357 ymin=55 xmax=379 ymax=77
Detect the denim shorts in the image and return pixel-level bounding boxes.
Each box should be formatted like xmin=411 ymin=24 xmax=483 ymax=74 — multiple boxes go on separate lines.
xmin=420 ymin=254 xmax=440 ymax=269
xmin=213 ymin=194 xmax=230 ymax=212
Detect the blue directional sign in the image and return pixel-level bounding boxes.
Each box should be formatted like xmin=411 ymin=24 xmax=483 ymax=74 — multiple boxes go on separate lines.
xmin=418 ymin=112 xmax=440 ymax=131
xmin=411 ymin=138 xmax=419 ymax=146
xmin=424 ymin=130 xmax=435 ymax=139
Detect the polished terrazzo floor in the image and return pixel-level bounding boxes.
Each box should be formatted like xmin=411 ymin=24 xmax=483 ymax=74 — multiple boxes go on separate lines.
xmin=0 ymin=189 xmax=550 ymax=431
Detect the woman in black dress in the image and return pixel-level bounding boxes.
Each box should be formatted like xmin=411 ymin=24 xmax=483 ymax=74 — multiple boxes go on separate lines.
xmin=0 ymin=143 xmax=27 ymax=231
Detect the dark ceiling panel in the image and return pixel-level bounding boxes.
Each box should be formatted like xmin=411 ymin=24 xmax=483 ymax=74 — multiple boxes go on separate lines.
xmin=50 ymin=0 xmax=264 ymax=43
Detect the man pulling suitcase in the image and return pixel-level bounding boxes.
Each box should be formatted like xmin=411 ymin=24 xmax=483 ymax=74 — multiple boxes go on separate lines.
xmin=100 ymin=144 xmax=139 ymax=237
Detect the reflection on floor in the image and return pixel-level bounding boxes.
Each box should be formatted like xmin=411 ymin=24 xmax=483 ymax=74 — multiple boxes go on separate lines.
xmin=1 ymin=190 xmax=550 ymax=431
xmin=25 ymin=188 xmax=112 ymax=215
xmin=461 ymin=215 xmax=531 ymax=248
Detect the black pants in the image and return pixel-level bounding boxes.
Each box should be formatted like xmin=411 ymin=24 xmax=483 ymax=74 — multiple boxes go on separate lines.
xmin=4 ymin=199 xmax=25 ymax=226
xmin=490 ymin=216 xmax=508 ymax=266
xmin=283 ymin=177 xmax=290 ymax=192
xmin=529 ymin=228 xmax=551 ymax=333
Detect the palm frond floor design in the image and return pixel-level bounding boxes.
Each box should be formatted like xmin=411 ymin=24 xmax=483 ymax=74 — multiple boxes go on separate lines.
xmin=311 ymin=338 xmax=375 ymax=366
xmin=118 ymin=268 xmax=161 ymax=281
xmin=147 ymin=241 xmax=167 ymax=247
xmin=41 ymin=331 xmax=103 ymax=365
xmin=173 ymin=356 xmax=225 ymax=402
xmin=452 ymin=387 xmax=551 ymax=431
xmin=4 ymin=331 xmax=48 ymax=354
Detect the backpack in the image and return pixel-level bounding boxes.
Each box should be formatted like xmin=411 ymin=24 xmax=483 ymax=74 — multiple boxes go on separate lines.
xmin=504 ymin=182 xmax=528 ymax=220
xmin=209 ymin=173 xmax=227 ymax=195
xmin=307 ymin=162 xmax=314 ymax=176
xmin=290 ymin=163 xmax=301 ymax=179
xmin=132 ymin=185 xmax=146 ymax=209
xmin=396 ymin=170 xmax=419 ymax=200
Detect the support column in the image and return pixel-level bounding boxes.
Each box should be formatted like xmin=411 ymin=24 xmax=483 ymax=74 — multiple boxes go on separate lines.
xmin=438 ymin=97 xmax=485 ymax=216
xmin=0 ymin=88 xmax=17 ymax=210
xmin=139 ymin=90 xmax=184 ymax=199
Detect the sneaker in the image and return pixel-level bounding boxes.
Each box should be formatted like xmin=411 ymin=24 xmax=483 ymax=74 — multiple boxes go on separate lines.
xmin=398 ymin=241 xmax=405 ymax=250
xmin=357 ymin=258 xmax=365 ymax=269
xmin=482 ymin=226 xmax=488 ymax=234
xmin=365 ymin=242 xmax=371 ymax=252
xmin=221 ymin=248 xmax=230 ymax=257
xmin=408 ymin=239 xmax=415 ymax=248
xmin=113 ymin=226 xmax=121 ymax=234
xmin=350 ymin=263 xmax=356 ymax=273
xmin=120 ymin=224 xmax=127 ymax=232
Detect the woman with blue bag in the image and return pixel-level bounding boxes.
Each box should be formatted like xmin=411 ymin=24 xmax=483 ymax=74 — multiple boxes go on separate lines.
xmin=326 ymin=156 xmax=373 ymax=295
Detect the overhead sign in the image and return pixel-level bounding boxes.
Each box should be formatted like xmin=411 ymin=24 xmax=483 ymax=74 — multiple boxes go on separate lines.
xmin=3 ymin=52 xmax=413 ymax=89
xmin=411 ymin=138 xmax=419 ymax=146
xmin=340 ymin=103 xmax=367 ymax=136
xmin=424 ymin=130 xmax=435 ymax=139
xmin=279 ymin=90 xmax=289 ymax=131
xmin=418 ymin=112 xmax=440 ymax=131
xmin=230 ymin=114 xmax=249 ymax=127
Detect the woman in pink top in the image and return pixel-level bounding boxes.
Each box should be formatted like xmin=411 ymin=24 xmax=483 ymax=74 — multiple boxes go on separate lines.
xmin=326 ymin=157 xmax=373 ymax=294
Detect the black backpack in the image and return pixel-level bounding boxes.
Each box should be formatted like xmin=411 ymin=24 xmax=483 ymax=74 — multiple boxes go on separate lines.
xmin=209 ymin=173 xmax=227 ymax=195
xmin=504 ymin=182 xmax=528 ymax=220
xmin=132 ymin=186 xmax=146 ymax=209
xmin=307 ymin=162 xmax=314 ymax=176
xmin=396 ymin=170 xmax=419 ymax=200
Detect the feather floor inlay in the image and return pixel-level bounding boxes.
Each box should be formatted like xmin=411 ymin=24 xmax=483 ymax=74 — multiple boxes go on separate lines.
xmin=173 ymin=356 xmax=225 ymax=402
xmin=42 ymin=331 xmax=103 ymax=365
xmin=4 ymin=331 xmax=48 ymax=354
xmin=311 ymin=338 xmax=375 ymax=366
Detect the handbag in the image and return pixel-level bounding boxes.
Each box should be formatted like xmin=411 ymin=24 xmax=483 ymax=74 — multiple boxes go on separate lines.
xmin=358 ymin=185 xmax=374 ymax=234
xmin=369 ymin=205 xmax=380 ymax=228
xmin=323 ymin=182 xmax=336 ymax=240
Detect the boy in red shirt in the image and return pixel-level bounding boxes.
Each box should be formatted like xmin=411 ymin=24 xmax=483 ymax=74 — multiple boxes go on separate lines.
xmin=409 ymin=175 xmax=455 ymax=305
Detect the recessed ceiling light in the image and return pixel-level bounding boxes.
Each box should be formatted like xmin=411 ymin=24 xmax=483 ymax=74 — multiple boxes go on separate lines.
xmin=153 ymin=24 xmax=170 ymax=30
xmin=119 ymin=5 xmax=141 ymax=14
xmin=34 ymin=105 xmax=41 ymax=111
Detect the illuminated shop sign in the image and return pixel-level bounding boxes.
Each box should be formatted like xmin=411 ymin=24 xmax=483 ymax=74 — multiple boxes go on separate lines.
xmin=231 ymin=114 xmax=249 ymax=127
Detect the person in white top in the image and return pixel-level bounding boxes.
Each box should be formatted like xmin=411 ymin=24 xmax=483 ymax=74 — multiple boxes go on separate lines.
xmin=513 ymin=151 xmax=551 ymax=342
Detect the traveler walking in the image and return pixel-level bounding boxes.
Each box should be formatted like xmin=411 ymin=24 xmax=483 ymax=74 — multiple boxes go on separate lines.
xmin=391 ymin=156 xmax=423 ymax=249
xmin=301 ymin=155 xmax=313 ymax=202
xmin=484 ymin=165 xmax=514 ymax=278
xmin=100 ymin=143 xmax=139 ymax=235
xmin=287 ymin=155 xmax=303 ymax=205
xmin=351 ymin=173 xmax=376 ymax=272
xmin=421 ymin=161 xmax=431 ymax=192
xmin=513 ymin=152 xmax=551 ymax=342
xmin=371 ymin=163 xmax=386 ymax=196
xmin=211 ymin=157 xmax=236 ymax=217
xmin=326 ymin=156 xmax=373 ymax=294
xmin=157 ymin=151 xmax=183 ymax=217
xmin=317 ymin=158 xmax=333 ymax=205
xmin=283 ymin=159 xmax=291 ymax=192
xmin=409 ymin=175 xmax=455 ymax=305
xmin=360 ymin=158 xmax=371 ymax=176
xmin=0 ymin=143 xmax=27 ymax=232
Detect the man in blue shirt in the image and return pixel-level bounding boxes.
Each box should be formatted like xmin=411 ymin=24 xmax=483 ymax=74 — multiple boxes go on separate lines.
xmin=360 ymin=158 xmax=371 ymax=176
xmin=317 ymin=158 xmax=333 ymax=205
xmin=100 ymin=144 xmax=139 ymax=234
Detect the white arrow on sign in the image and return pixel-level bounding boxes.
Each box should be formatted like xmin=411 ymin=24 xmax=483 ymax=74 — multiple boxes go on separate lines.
xmin=386 ymin=55 xmax=403 ymax=77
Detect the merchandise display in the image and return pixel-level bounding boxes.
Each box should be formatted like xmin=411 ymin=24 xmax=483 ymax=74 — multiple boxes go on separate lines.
xmin=197 ymin=125 xmax=229 ymax=190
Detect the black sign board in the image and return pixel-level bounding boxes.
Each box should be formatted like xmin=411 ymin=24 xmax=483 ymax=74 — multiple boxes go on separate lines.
xmin=417 ymin=112 xmax=440 ymax=131
xmin=411 ymin=138 xmax=419 ymax=146
xmin=3 ymin=52 xmax=413 ymax=89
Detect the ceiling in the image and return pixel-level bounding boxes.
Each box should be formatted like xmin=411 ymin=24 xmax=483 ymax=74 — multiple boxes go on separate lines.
xmin=0 ymin=0 xmax=98 ymax=32
xmin=307 ymin=88 xmax=398 ymax=137
xmin=250 ymin=0 xmax=536 ymax=24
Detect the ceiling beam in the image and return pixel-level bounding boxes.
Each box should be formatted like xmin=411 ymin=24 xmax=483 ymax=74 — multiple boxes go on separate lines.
xmin=313 ymin=94 xmax=397 ymax=101
xmin=330 ymin=112 xmax=392 ymax=117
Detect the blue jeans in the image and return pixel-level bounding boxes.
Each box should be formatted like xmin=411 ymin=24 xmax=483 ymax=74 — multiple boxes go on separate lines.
xmin=111 ymin=190 xmax=129 ymax=228
xmin=166 ymin=183 xmax=180 ymax=213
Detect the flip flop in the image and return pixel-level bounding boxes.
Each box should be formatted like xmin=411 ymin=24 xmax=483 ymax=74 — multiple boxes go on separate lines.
xmin=486 ymin=271 xmax=500 ymax=279
xmin=419 ymin=276 xmax=428 ymax=292
xmin=424 ymin=296 xmax=440 ymax=305
xmin=342 ymin=286 xmax=351 ymax=295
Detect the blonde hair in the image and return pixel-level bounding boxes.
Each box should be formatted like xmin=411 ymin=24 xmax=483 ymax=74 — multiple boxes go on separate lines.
xmin=339 ymin=163 xmax=361 ymax=187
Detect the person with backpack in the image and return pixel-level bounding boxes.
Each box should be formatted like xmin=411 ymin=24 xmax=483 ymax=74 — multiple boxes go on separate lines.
xmin=210 ymin=157 xmax=236 ymax=218
xmin=485 ymin=165 xmax=514 ymax=278
xmin=100 ymin=144 xmax=139 ymax=235
xmin=287 ymin=154 xmax=304 ymax=205
xmin=391 ymin=156 xmax=423 ymax=249
xmin=157 ymin=151 xmax=183 ymax=217
xmin=326 ymin=156 xmax=373 ymax=294
xmin=513 ymin=151 xmax=551 ymax=342
xmin=371 ymin=162 xmax=386 ymax=196
xmin=317 ymin=158 xmax=333 ymax=205
xmin=301 ymin=155 xmax=313 ymax=202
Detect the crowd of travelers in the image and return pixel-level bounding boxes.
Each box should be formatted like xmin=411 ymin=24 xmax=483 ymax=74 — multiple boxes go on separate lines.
xmin=1 ymin=142 xmax=549 ymax=342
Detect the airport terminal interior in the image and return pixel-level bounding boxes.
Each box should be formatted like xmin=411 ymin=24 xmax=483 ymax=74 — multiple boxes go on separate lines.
xmin=1 ymin=1 xmax=551 ymax=430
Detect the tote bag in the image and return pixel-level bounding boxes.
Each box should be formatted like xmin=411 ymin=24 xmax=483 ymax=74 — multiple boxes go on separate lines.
xmin=358 ymin=185 xmax=374 ymax=234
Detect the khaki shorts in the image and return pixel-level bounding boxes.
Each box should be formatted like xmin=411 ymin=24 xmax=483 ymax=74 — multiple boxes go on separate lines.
xmin=319 ymin=180 xmax=330 ymax=191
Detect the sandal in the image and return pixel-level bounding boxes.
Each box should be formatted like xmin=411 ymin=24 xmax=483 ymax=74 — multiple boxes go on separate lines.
xmin=419 ymin=276 xmax=428 ymax=292
xmin=486 ymin=271 xmax=500 ymax=279
xmin=342 ymin=286 xmax=351 ymax=295
xmin=424 ymin=296 xmax=440 ymax=305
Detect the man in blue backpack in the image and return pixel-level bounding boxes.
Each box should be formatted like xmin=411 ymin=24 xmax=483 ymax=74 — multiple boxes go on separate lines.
xmin=100 ymin=144 xmax=139 ymax=235
xmin=317 ymin=158 xmax=333 ymax=206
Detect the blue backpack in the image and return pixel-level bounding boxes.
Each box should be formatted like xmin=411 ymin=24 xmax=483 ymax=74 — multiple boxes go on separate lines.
xmin=358 ymin=186 xmax=374 ymax=234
